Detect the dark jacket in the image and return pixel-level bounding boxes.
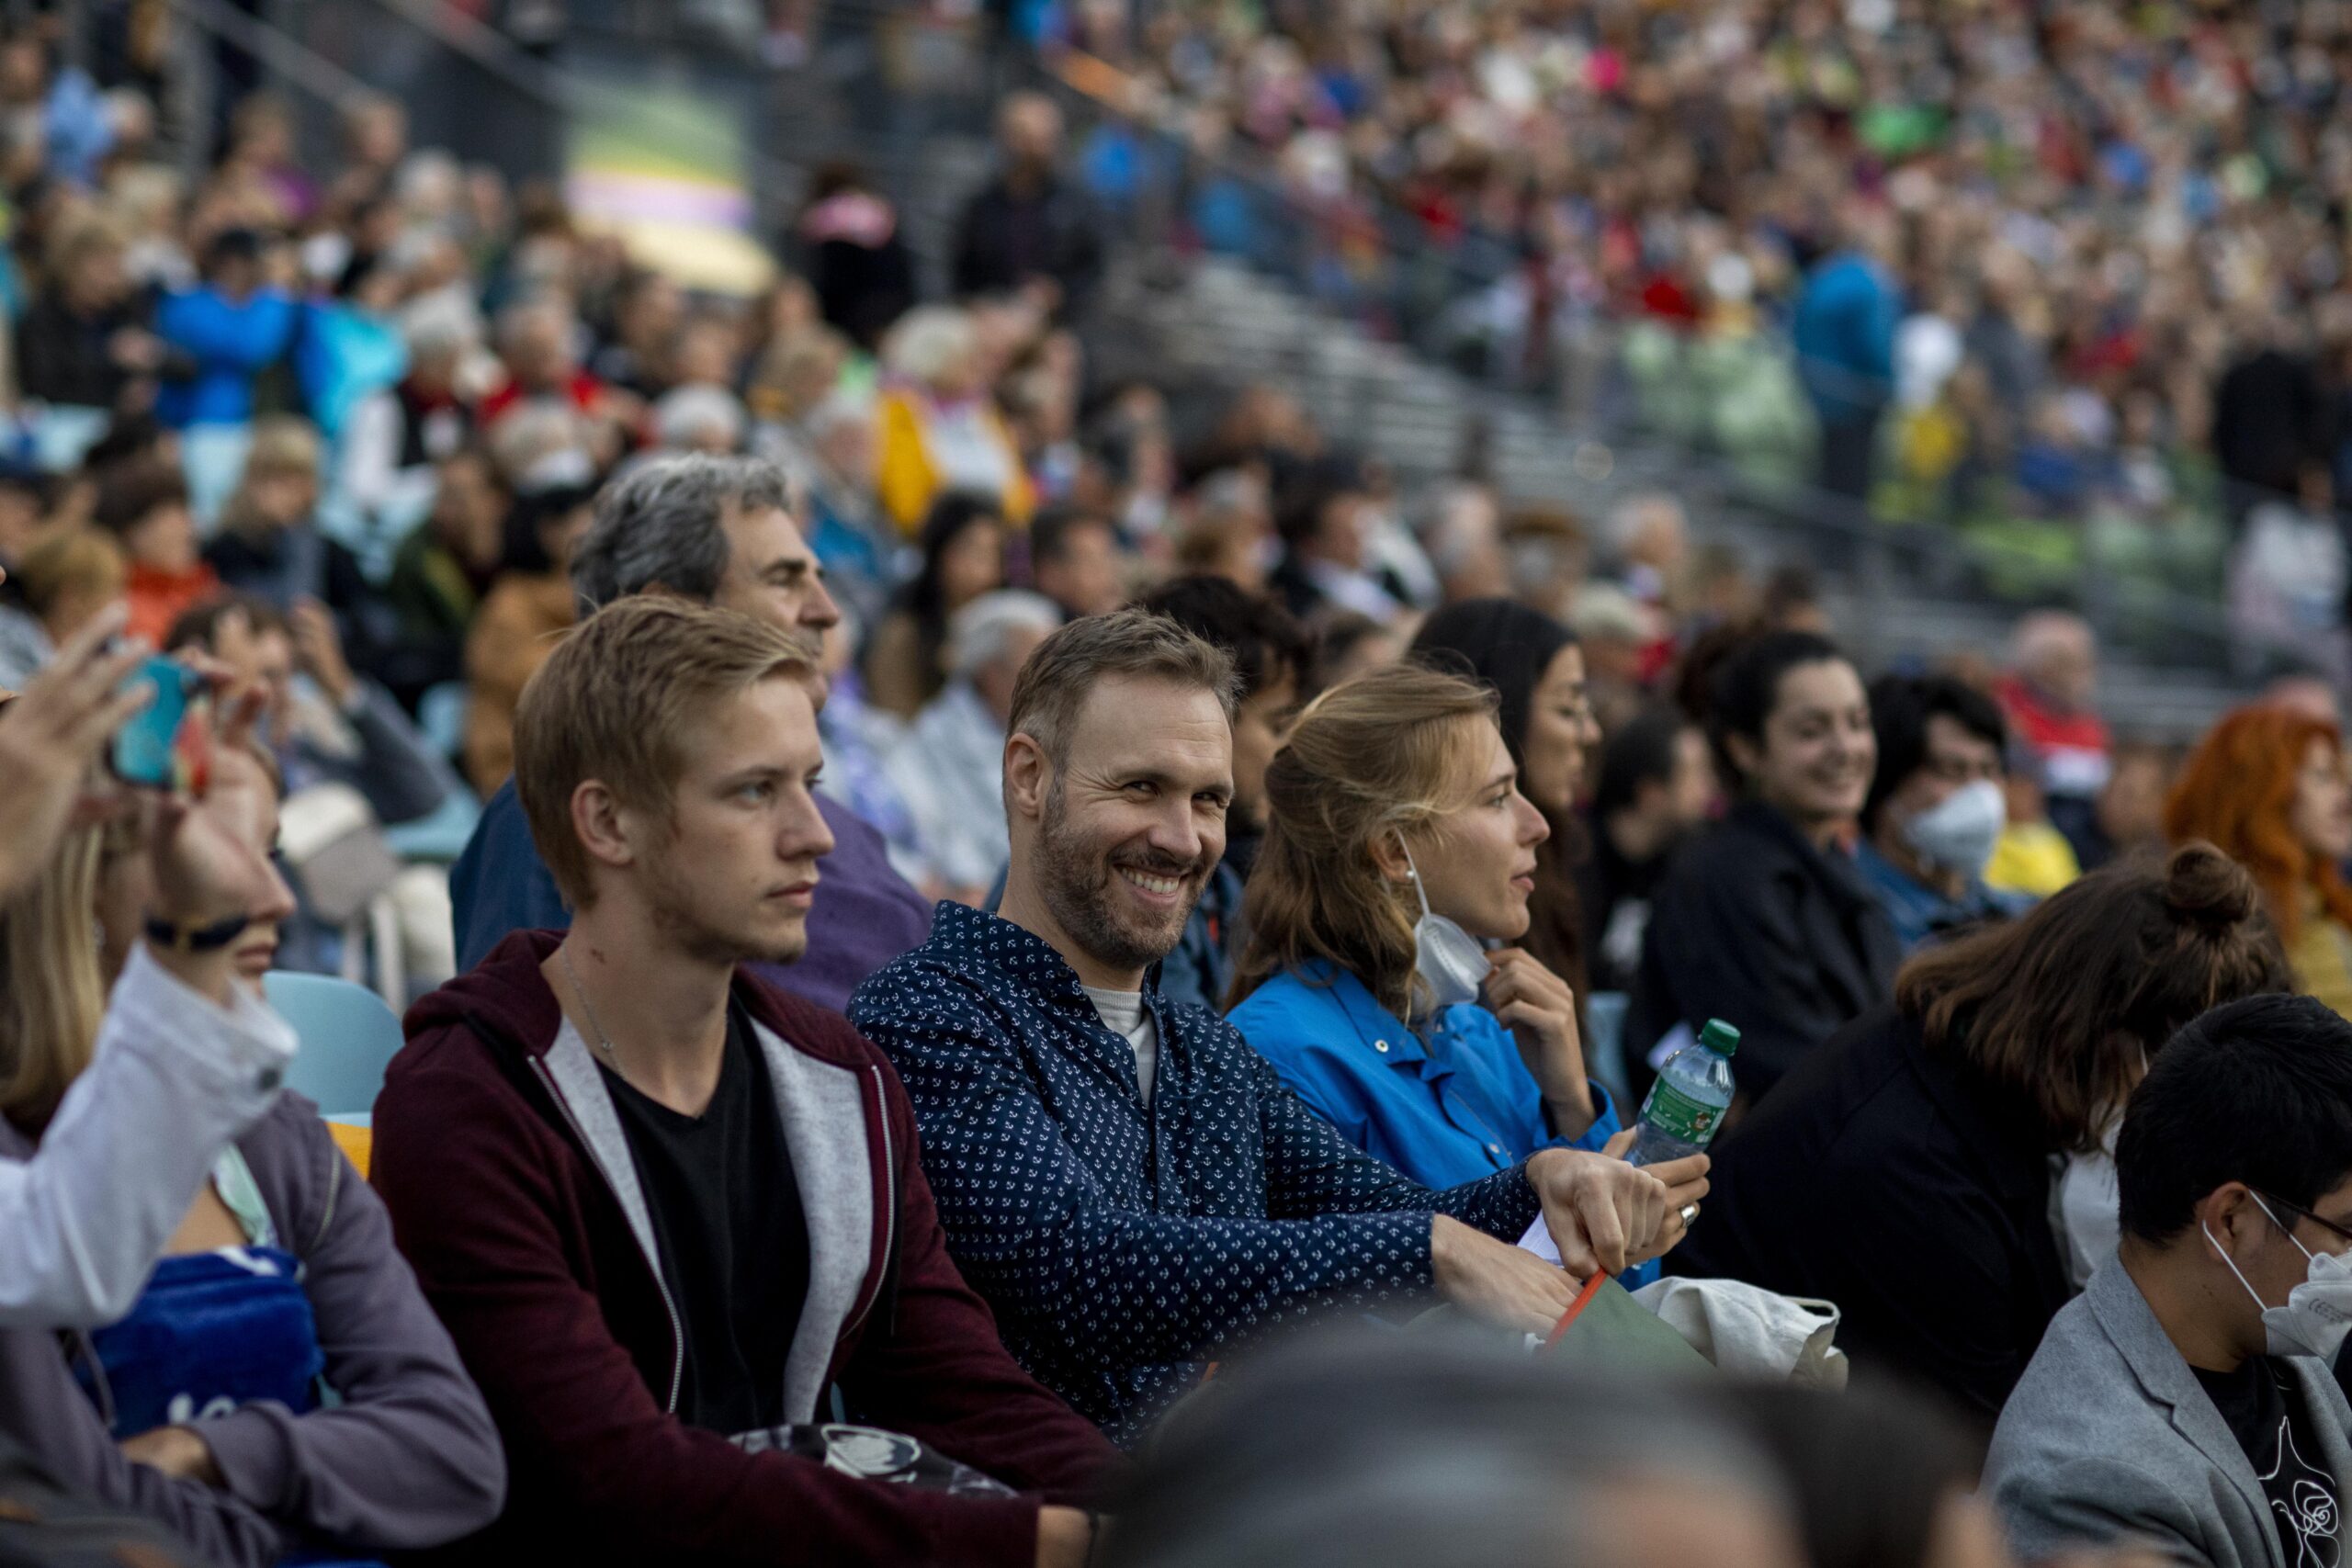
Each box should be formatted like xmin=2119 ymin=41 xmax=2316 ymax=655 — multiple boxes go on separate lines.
xmin=1158 ymin=856 xmax=1245 ymax=1014
xmin=372 ymin=931 xmax=1119 ymax=1568
xmin=1572 ymin=817 xmax=1670 ymax=997
xmin=381 ymin=527 xmax=490 ymax=707
xmin=202 ymin=524 xmax=396 ymax=679
xmin=1628 ymin=796 xmax=1902 ymax=1100
xmin=848 ymin=903 xmax=1544 ymax=1447
xmin=16 ymin=294 xmax=143 ymax=410
xmin=2213 ymin=347 xmax=2332 ymax=502
xmin=449 ymin=777 xmax=933 ymax=1012
xmin=0 ymin=1095 xmax=504 ymax=1566
xmin=1674 ymin=1006 xmax=2072 ymax=1420
xmin=950 ymin=172 xmax=1103 ymax=313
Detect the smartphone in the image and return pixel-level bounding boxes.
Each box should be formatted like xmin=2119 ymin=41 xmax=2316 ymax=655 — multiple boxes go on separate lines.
xmin=109 ymin=656 xmax=201 ymax=791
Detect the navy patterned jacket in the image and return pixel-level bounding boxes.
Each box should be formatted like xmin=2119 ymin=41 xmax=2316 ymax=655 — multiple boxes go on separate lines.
xmin=848 ymin=901 xmax=1544 ymax=1444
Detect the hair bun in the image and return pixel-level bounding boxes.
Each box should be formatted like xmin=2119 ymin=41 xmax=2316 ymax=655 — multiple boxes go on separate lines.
xmin=2163 ymin=840 xmax=2260 ymax=930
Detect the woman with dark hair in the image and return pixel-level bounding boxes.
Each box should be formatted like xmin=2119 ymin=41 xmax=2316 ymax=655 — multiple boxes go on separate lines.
xmin=1676 ymin=843 xmax=2290 ymax=1418
xmin=860 ymin=491 xmax=1006 ymax=719
xmin=1627 ymin=630 xmax=1896 ymax=1101
xmin=1410 ymin=599 xmax=1605 ymax=1001
xmin=1713 ymin=1382 xmax=1995 ymax=1568
xmin=1577 ymin=706 xmax=1717 ymax=994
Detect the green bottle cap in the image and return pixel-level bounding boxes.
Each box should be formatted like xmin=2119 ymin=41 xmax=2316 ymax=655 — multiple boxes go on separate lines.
xmin=1698 ymin=1019 xmax=1741 ymax=1058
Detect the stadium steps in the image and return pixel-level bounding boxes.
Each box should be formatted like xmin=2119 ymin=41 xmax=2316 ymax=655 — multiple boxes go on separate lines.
xmin=1112 ymin=256 xmax=2247 ymax=740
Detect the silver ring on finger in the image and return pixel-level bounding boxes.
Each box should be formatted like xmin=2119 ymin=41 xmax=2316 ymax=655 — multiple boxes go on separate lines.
xmin=1679 ymin=1203 xmax=1700 ymax=1226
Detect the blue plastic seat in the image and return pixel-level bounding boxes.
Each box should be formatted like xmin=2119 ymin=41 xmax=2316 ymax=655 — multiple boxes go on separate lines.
xmin=415 ymin=682 xmax=470 ymax=762
xmin=382 ymin=788 xmax=481 ymax=863
xmin=1586 ymin=991 xmax=1633 ymax=1111
xmin=263 ymin=971 xmax=406 ymax=1119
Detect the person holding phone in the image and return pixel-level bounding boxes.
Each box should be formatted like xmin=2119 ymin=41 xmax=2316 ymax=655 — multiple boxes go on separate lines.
xmin=0 ymin=694 xmax=503 ymax=1567
xmin=0 ymin=603 xmax=298 ymax=1327
xmin=1225 ymin=664 xmax=1690 ymax=1287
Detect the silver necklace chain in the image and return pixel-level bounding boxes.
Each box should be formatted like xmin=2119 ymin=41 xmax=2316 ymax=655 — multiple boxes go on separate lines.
xmin=558 ymin=944 xmax=619 ymax=1058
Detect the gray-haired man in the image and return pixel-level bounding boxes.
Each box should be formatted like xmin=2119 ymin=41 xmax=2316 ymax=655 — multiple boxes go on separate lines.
xmin=888 ymin=590 xmax=1064 ymax=903
xmin=450 ymin=454 xmax=934 ymax=1010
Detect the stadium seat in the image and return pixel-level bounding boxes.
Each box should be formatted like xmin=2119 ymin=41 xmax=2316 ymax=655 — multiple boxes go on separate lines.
xmin=263 ymin=971 xmax=406 ymax=1119
xmin=382 ymin=787 xmax=481 ymax=863
xmin=416 ymin=682 xmax=471 ymax=762
xmin=1585 ymin=991 xmax=1632 ymax=1111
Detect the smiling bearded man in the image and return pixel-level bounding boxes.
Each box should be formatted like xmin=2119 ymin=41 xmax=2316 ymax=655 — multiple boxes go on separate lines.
xmin=850 ymin=609 xmax=1680 ymax=1446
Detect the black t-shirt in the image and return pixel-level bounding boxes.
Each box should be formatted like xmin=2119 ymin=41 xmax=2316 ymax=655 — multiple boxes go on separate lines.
xmin=603 ymin=1004 xmax=809 ymax=1437
xmin=2192 ymin=1357 xmax=2343 ymax=1566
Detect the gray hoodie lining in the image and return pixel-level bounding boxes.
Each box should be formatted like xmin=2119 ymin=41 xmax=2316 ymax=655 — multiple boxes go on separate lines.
xmin=536 ymin=1015 xmax=874 ymax=1427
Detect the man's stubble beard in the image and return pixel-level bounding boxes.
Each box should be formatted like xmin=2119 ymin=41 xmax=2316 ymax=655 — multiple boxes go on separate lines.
xmin=644 ymin=858 xmax=809 ymax=970
xmin=1033 ymin=777 xmax=1205 ymax=975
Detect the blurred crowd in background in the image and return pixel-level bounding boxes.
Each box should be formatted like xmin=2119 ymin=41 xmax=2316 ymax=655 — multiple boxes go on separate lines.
xmin=0 ymin=0 xmax=2332 ymax=1045
xmin=1036 ymin=0 xmax=2352 ymax=673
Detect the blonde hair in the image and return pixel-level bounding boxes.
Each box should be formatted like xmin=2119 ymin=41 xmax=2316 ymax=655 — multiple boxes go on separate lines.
xmin=1230 ymin=664 xmax=1500 ymax=1019
xmin=0 ymin=829 xmax=108 ymax=1129
xmin=237 ymin=414 xmax=322 ymax=484
xmin=220 ymin=415 xmax=322 ymax=537
xmin=17 ymin=530 xmax=126 ymax=620
xmin=514 ymin=596 xmax=819 ymax=909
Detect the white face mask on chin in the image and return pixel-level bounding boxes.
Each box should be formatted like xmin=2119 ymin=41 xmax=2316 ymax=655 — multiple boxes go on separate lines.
xmin=1402 ymin=841 xmax=1490 ymax=1013
xmin=2206 ymin=1194 xmax=2352 ymax=1362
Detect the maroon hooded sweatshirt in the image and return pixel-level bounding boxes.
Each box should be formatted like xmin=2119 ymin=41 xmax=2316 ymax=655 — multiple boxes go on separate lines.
xmin=372 ymin=931 xmax=1119 ymax=1566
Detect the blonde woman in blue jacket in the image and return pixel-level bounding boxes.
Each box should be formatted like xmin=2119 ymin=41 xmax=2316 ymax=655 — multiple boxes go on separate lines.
xmin=1227 ymin=665 xmax=1677 ymax=1279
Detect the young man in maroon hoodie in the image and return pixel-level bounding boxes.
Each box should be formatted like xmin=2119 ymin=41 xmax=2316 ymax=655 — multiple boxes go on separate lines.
xmin=372 ymin=596 xmax=1114 ymax=1567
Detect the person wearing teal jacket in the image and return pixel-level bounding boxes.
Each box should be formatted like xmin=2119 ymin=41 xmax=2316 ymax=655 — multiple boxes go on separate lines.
xmin=1227 ymin=662 xmax=1674 ymax=1285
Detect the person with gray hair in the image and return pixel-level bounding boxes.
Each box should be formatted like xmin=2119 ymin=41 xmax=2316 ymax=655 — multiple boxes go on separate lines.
xmin=448 ymin=453 xmax=936 ymax=1013
xmin=481 ymin=296 xmax=635 ymax=466
xmin=1604 ymin=491 xmax=1690 ymax=608
xmin=886 ymin=590 xmax=1064 ymax=903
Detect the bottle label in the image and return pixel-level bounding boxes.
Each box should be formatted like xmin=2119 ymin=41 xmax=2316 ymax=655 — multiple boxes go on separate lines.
xmin=1641 ymin=1078 xmax=1724 ymax=1146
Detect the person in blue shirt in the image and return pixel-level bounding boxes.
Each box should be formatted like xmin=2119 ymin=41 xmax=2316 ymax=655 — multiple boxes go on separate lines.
xmin=849 ymin=610 xmax=1702 ymax=1445
xmin=1853 ymin=671 xmax=2032 ymax=954
xmin=1226 ymin=664 xmax=1671 ymax=1287
xmin=153 ymin=230 xmax=298 ymax=430
xmin=1790 ymin=212 xmax=1900 ymax=502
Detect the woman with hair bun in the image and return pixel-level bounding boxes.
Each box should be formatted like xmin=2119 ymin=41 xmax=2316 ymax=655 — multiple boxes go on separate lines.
xmin=1674 ymin=842 xmax=2291 ymax=1419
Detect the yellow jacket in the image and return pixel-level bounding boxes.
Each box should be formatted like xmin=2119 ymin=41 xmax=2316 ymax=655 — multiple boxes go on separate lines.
xmin=875 ymin=389 xmax=1034 ymax=535
xmin=2289 ymin=892 xmax=2352 ymax=1021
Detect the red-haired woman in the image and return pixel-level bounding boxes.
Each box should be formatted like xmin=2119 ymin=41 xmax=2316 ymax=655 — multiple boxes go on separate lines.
xmin=2165 ymin=705 xmax=2352 ymax=1016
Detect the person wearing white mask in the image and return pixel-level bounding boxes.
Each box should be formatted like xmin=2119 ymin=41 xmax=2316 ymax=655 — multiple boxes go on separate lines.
xmin=1227 ymin=667 xmax=1683 ymax=1265
xmin=1988 ymin=993 xmax=2352 ymax=1568
xmin=1853 ymin=672 xmax=2034 ymax=954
